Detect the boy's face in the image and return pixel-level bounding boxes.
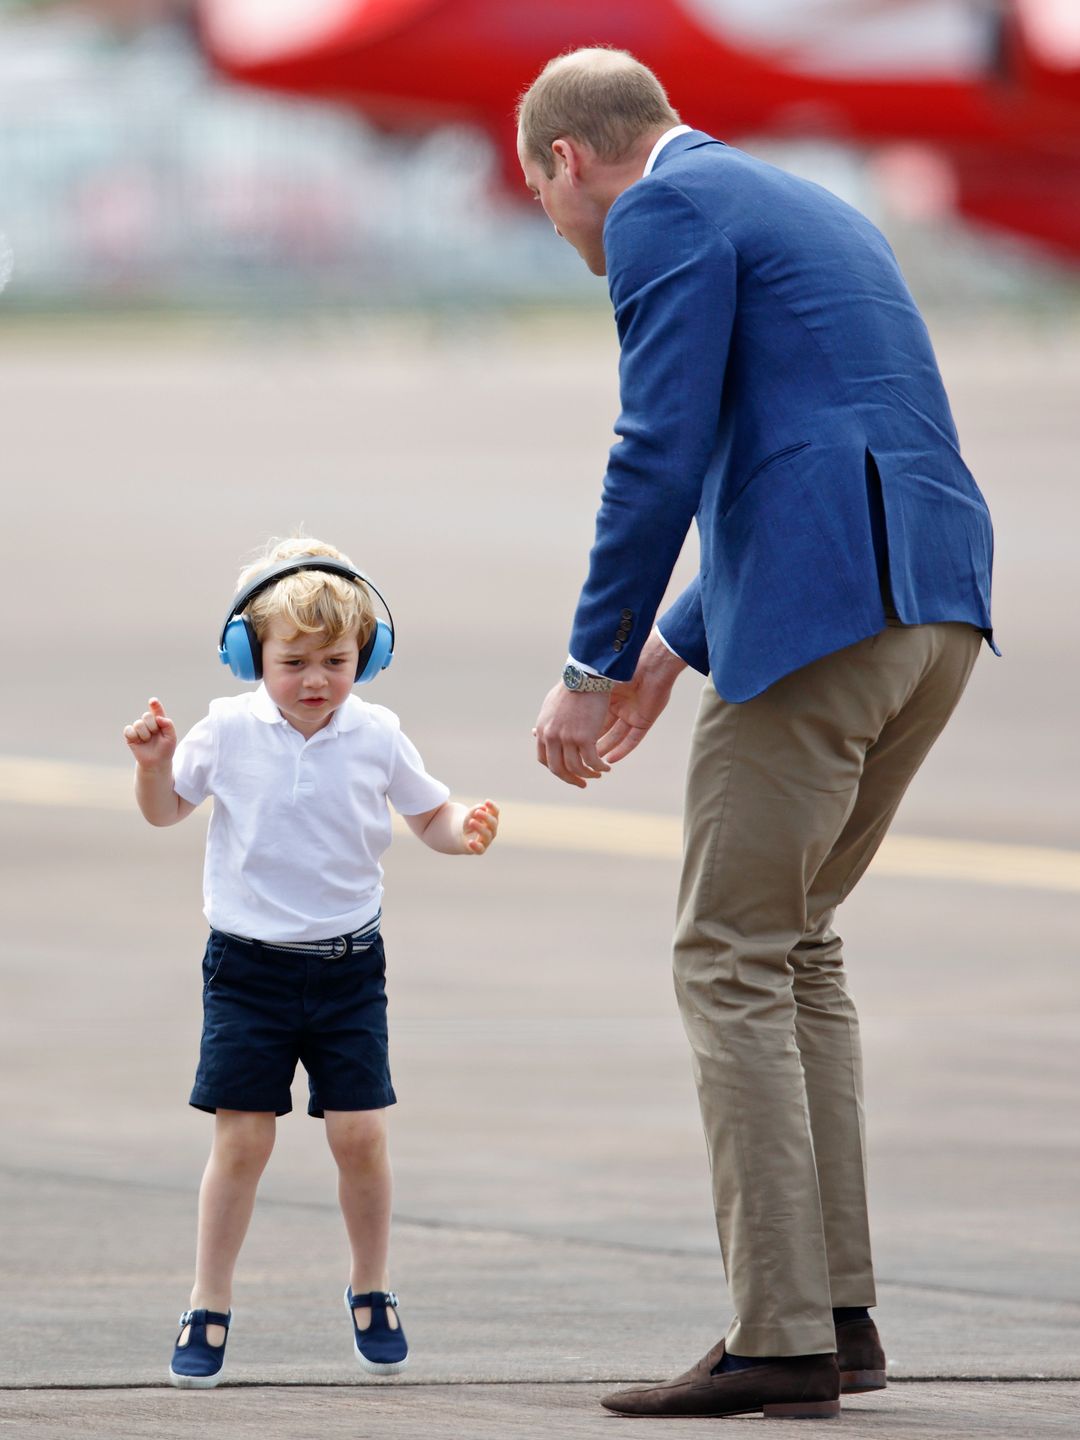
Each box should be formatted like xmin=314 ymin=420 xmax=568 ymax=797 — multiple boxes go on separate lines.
xmin=260 ymin=618 xmax=360 ymax=737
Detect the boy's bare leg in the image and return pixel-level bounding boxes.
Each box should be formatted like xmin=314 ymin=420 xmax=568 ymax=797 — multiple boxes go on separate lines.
xmin=181 ymin=1109 xmax=277 ymax=1346
xmin=325 ymin=1108 xmax=398 ymax=1331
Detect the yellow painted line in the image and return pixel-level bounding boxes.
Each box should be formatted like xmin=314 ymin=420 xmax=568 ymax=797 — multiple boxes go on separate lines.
xmin=0 ymin=757 xmax=136 ymax=811
xmin=2 ymin=755 xmax=1079 ymax=895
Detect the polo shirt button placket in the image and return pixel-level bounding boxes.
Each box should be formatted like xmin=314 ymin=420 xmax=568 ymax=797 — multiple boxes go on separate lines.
xmin=295 ymin=748 xmax=315 ymax=799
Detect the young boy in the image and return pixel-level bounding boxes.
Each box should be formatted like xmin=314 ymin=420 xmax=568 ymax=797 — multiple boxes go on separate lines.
xmin=123 ymin=537 xmax=498 ymax=1388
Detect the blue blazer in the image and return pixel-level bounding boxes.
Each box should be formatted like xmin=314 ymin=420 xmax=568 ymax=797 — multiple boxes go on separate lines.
xmin=569 ymin=131 xmax=995 ymax=702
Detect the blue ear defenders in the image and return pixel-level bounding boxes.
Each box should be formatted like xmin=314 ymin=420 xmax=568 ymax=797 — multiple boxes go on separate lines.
xmin=218 ymin=556 xmax=395 ymax=685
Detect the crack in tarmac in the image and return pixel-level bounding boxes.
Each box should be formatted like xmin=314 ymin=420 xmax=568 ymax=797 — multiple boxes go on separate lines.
xmin=4 ymin=1162 xmax=1078 ymax=1315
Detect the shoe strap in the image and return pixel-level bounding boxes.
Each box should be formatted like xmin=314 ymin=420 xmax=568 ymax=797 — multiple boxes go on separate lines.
xmin=349 ymin=1290 xmax=398 ymax=1310
xmin=179 ymin=1308 xmax=231 ymax=1329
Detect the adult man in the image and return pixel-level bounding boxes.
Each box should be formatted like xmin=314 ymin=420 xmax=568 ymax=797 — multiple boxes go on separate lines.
xmin=520 ymin=48 xmax=995 ymax=1421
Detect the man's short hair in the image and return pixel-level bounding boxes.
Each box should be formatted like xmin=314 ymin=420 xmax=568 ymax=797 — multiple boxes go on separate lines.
xmin=517 ymin=47 xmax=680 ymax=178
xmin=237 ymin=536 xmax=376 ymax=649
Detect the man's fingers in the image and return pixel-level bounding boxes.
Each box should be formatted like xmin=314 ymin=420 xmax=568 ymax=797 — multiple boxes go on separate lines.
xmin=563 ymin=744 xmax=607 ymax=785
xmin=544 ymin=738 xmax=587 ymax=789
xmin=536 ymin=730 xmax=607 ymax=785
xmin=539 ymin=728 xmax=590 ymax=787
xmin=597 ymin=719 xmax=627 ymax=754
xmin=581 ymin=742 xmax=611 ymax=774
xmin=571 ymin=748 xmax=608 ymax=778
xmin=538 ymin=729 xmax=583 ymax=784
xmin=543 ymin=736 xmax=566 ymax=781
xmin=534 ymin=684 xmax=611 ymax=788
xmin=600 ymin=729 xmax=646 ymax=764
xmin=599 ymin=715 xmax=651 ymax=763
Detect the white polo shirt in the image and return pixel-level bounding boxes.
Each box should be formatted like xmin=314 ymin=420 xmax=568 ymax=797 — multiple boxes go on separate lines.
xmin=172 ymin=685 xmax=450 ymax=942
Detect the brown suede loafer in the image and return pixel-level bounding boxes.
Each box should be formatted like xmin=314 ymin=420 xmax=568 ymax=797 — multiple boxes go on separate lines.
xmin=600 ymin=1342 xmax=840 ymax=1419
xmin=836 ymin=1316 xmax=886 ymax=1393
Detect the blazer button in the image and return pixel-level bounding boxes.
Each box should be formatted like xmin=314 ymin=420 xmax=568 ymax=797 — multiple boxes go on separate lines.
xmin=613 ymin=640 xmax=624 ymax=652
xmin=621 ymin=608 xmax=633 ymax=620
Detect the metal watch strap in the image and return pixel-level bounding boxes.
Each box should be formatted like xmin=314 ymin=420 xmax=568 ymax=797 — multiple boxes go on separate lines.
xmin=563 ymin=663 xmax=615 ymax=694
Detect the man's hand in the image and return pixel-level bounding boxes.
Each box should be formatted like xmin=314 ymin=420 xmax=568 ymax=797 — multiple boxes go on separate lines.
xmin=534 ymin=633 xmax=688 ymax=787
xmin=598 ymin=630 xmax=688 ymax=764
xmin=533 ymin=684 xmax=613 ymax=788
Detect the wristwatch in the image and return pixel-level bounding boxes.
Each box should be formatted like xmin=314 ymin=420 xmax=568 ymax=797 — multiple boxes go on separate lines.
xmin=563 ymin=663 xmax=615 ymax=694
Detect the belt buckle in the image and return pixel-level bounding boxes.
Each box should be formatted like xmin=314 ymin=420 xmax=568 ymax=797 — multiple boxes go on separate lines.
xmin=330 ymin=935 xmax=349 ymax=959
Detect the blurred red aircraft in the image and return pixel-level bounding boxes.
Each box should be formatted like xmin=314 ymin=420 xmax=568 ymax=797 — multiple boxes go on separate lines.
xmin=196 ymin=0 xmax=1080 ymax=262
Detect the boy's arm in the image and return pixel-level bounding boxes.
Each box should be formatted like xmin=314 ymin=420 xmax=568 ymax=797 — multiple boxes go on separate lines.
xmin=404 ymin=799 xmax=499 ymax=855
xmin=123 ymin=698 xmax=196 ymax=827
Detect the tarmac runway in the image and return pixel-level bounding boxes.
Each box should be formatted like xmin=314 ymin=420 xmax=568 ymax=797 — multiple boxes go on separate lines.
xmin=2 ymin=313 xmax=1078 ymax=1436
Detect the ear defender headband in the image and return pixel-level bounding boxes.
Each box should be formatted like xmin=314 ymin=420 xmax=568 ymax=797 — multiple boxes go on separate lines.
xmin=217 ymin=556 xmax=395 ymax=685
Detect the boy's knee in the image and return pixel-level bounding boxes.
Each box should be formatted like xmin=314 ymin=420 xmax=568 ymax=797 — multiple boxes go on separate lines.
xmin=326 ymin=1109 xmax=387 ymax=1168
xmin=213 ymin=1110 xmax=276 ymax=1171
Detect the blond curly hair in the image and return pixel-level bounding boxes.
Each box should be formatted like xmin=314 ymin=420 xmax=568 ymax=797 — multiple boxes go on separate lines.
xmin=237 ymin=536 xmax=376 ymax=649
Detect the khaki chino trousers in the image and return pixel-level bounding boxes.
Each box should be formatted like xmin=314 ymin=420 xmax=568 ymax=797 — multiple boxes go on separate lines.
xmin=674 ymin=622 xmax=981 ymax=1357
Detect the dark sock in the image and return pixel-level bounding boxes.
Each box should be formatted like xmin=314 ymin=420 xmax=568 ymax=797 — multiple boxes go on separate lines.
xmin=712 ymin=1350 xmax=774 ymax=1374
xmin=711 ymin=1312 xmax=871 ymax=1374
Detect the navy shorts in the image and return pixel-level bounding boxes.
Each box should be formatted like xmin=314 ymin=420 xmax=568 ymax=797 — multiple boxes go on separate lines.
xmin=190 ymin=926 xmax=396 ymax=1118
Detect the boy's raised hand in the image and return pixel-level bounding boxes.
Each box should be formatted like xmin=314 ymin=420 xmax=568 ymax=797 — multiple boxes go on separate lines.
xmin=123 ymin=698 xmax=177 ymax=769
xmin=463 ymin=800 xmax=499 ymax=854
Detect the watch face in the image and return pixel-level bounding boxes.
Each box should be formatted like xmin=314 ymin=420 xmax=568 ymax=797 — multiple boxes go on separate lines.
xmin=563 ymin=664 xmax=582 ymax=690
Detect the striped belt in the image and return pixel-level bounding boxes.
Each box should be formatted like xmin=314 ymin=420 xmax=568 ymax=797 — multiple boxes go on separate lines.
xmin=223 ymin=912 xmax=382 ymax=959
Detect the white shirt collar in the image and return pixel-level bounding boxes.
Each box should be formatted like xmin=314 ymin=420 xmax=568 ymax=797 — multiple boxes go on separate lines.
xmin=332 ymin=696 xmax=370 ymax=732
xmin=643 ymin=124 xmax=693 ymax=177
xmin=252 ymin=683 xmax=285 ymax=724
xmin=250 ymin=683 xmax=369 ymax=733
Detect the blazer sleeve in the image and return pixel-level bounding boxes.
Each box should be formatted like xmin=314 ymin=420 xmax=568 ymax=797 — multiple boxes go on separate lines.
xmin=658 ymin=575 xmax=710 ymax=675
xmin=568 ymin=179 xmax=736 ymax=679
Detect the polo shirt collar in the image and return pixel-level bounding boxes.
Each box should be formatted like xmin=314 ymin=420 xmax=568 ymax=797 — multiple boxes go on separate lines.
xmin=251 ymin=683 xmax=285 ymax=724
xmin=332 ymin=696 xmax=369 ymax=732
xmin=250 ymin=684 xmax=370 ymax=734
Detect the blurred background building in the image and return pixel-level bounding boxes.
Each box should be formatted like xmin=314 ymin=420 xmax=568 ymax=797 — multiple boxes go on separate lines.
xmin=2 ymin=0 xmax=1078 ymax=315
